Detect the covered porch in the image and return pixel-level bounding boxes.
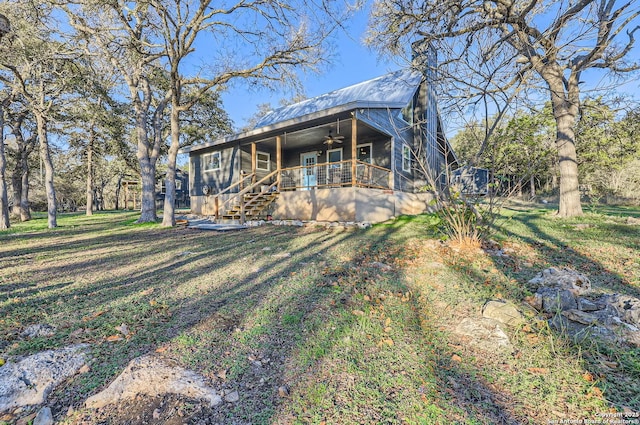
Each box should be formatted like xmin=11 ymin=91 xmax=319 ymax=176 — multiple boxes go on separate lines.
xmin=188 ymin=110 xmax=422 ymax=222
xmin=239 ymin=113 xmax=394 ymax=189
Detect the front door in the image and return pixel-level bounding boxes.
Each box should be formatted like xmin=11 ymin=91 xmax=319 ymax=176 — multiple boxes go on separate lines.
xmin=301 ymin=152 xmax=317 ymax=189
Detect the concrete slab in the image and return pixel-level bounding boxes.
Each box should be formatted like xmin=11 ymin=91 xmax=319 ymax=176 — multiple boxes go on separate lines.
xmin=188 ymin=223 xmax=247 ymax=231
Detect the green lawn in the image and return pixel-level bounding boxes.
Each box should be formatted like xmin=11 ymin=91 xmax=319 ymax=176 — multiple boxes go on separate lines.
xmin=0 ymin=206 xmax=638 ymax=424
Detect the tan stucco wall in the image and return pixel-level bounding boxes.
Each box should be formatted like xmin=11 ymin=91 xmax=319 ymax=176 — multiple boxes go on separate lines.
xmin=394 ymin=191 xmax=435 ymax=216
xmin=273 ymin=188 xmax=357 ymax=221
xmin=190 ymin=194 xmax=235 ymax=216
xmin=191 ymin=189 xmax=435 ymax=223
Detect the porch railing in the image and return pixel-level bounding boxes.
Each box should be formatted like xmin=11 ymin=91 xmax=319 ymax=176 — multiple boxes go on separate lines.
xmin=278 ymin=160 xmax=391 ymax=190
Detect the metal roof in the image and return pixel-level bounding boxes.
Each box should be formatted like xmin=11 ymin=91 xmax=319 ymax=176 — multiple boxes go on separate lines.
xmin=254 ymin=68 xmax=422 ymax=128
xmin=180 ymin=68 xmax=422 ymax=154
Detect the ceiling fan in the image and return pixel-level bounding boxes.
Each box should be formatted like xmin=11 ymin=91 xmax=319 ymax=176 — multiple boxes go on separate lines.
xmin=323 ymin=129 xmax=344 ymax=145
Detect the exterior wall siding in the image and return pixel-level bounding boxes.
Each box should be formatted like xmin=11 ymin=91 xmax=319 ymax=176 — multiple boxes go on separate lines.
xmin=190 ymin=144 xmax=240 ymax=196
xmin=355 ymin=108 xmax=415 ymax=193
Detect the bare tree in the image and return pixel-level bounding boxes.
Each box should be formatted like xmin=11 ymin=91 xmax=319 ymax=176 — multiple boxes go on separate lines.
xmin=64 ymin=1 xmax=168 ymax=223
xmin=65 ymin=0 xmax=348 ymax=224
xmin=6 ymin=102 xmax=37 ymax=221
xmin=367 ymin=0 xmax=640 ymax=217
xmin=151 ymin=0 xmax=342 ymax=226
xmin=0 ymin=93 xmax=10 ymax=229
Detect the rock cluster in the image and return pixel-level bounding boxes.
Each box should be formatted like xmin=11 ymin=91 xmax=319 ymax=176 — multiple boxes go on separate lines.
xmin=453 ymin=300 xmax=524 ymax=352
xmin=244 ymin=219 xmax=372 ymax=229
xmin=527 ymin=267 xmax=640 ymax=345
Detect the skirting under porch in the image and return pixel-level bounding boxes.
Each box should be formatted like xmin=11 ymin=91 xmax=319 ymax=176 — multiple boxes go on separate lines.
xmin=190 ymin=188 xmax=434 ymax=223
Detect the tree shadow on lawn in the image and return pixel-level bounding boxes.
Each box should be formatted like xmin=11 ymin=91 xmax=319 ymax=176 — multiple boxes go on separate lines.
xmin=457 ymin=208 xmax=640 ymax=413
xmin=134 ymin=225 xmax=523 ymax=424
xmin=10 ymin=221 xmax=527 ymax=424
xmin=498 ymin=208 xmax=640 ymax=296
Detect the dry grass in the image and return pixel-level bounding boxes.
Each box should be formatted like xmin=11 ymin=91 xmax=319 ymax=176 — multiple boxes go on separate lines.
xmin=0 ymin=207 xmax=639 ymax=424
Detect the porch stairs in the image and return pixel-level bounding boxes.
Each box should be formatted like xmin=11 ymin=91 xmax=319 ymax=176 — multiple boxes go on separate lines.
xmin=221 ymin=191 xmax=279 ymax=221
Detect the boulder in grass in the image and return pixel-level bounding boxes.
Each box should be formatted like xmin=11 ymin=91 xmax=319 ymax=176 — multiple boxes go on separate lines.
xmin=0 ymin=345 xmax=88 ymax=413
xmin=85 ymin=355 xmax=222 ymax=409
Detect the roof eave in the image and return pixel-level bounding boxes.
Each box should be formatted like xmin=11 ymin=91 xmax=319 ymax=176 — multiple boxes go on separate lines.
xmin=179 ymin=101 xmax=407 ymax=154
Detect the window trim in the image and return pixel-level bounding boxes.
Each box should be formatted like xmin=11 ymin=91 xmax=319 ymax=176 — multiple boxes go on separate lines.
xmin=256 ymin=151 xmax=271 ymax=171
xmin=203 ymin=151 xmax=221 ymax=172
xmin=402 ymin=145 xmax=411 ymax=172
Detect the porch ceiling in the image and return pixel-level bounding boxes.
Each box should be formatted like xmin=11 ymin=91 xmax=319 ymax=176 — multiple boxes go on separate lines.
xmin=249 ymin=117 xmax=388 ymax=150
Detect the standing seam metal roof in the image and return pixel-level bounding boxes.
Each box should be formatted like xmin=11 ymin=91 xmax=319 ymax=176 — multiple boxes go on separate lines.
xmin=254 ymin=68 xmax=422 ymax=128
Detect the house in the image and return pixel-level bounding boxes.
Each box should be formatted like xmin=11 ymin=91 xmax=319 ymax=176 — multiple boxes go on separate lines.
xmin=179 ymin=44 xmax=457 ymax=223
xmin=156 ymin=169 xmax=190 ymax=209
xmin=451 ymin=166 xmax=489 ymax=196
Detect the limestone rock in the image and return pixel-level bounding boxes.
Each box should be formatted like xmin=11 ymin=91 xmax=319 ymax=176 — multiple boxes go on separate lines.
xmin=602 ymin=294 xmax=640 ymax=327
xmin=33 ymin=406 xmax=53 ymax=425
xmin=528 ymin=267 xmax=591 ymax=295
xmin=0 ymin=345 xmax=88 ymax=413
xmin=224 ymin=390 xmax=239 ymax=403
xmin=454 ymin=317 xmax=512 ymax=351
xmin=577 ymin=298 xmax=600 ymax=312
xmin=20 ymin=324 xmax=56 ymax=339
xmin=562 ymin=309 xmax=599 ymax=325
xmin=85 ymin=355 xmax=221 ymax=409
xmin=370 ymin=262 xmax=392 ymax=271
xmin=549 ymin=315 xmax=617 ymax=344
xmin=537 ymin=287 xmax=578 ymax=313
xmin=482 ymin=300 xmax=524 ymax=326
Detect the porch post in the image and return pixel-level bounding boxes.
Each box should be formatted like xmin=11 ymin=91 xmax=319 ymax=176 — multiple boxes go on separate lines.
xmin=251 ymin=142 xmax=257 ymax=184
xmin=276 ymin=135 xmax=282 ymax=191
xmin=351 ymin=115 xmax=357 ymax=187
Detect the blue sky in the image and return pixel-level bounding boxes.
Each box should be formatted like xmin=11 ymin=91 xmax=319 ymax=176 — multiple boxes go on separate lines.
xmin=219 ymin=6 xmax=402 ymax=131
xmin=218 ymin=3 xmax=640 ymax=133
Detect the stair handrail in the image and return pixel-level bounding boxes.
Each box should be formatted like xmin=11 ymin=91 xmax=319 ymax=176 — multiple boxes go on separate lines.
xmin=213 ymin=172 xmax=255 ymax=218
xmin=226 ymin=170 xmax=280 ymax=221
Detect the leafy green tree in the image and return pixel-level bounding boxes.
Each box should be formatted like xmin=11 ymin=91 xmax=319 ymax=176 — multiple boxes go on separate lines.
xmin=576 ymin=99 xmax=640 ymax=200
xmin=0 ymin=1 xmax=82 ymax=228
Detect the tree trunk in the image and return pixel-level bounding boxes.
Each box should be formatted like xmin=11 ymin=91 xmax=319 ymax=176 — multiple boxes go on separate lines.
xmin=35 ymin=113 xmax=57 ymax=228
xmin=543 ymin=67 xmax=583 ymax=217
xmin=115 ymin=175 xmax=122 ymax=210
xmin=133 ymin=92 xmax=164 ymax=223
xmin=161 ymin=102 xmax=180 ymax=227
xmin=9 ymin=129 xmax=32 ymax=221
xmin=530 ymin=175 xmax=536 ymax=199
xmin=86 ymin=130 xmax=94 ymax=216
xmin=554 ymin=109 xmax=583 ymax=217
xmin=20 ymin=156 xmax=31 ymax=221
xmin=11 ymin=161 xmax=21 ymax=217
xmin=0 ymin=106 xmax=10 ymax=230
xmin=138 ymin=159 xmax=157 ymax=222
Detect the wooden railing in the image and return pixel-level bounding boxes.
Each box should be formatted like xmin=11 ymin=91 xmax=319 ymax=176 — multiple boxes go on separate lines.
xmin=212 ymin=172 xmax=255 ymax=218
xmin=215 ymin=169 xmax=280 ymax=220
xmin=279 ymin=160 xmax=391 ymax=190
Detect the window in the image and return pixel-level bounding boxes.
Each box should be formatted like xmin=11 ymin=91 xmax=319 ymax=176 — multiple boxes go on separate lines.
xmin=357 ymin=144 xmax=372 ymax=164
xmin=257 ymin=151 xmax=270 ymax=171
xmin=159 ymin=179 xmax=182 ymax=193
xmin=203 ymin=152 xmax=221 ymax=171
xmin=402 ymin=145 xmax=411 ymax=172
